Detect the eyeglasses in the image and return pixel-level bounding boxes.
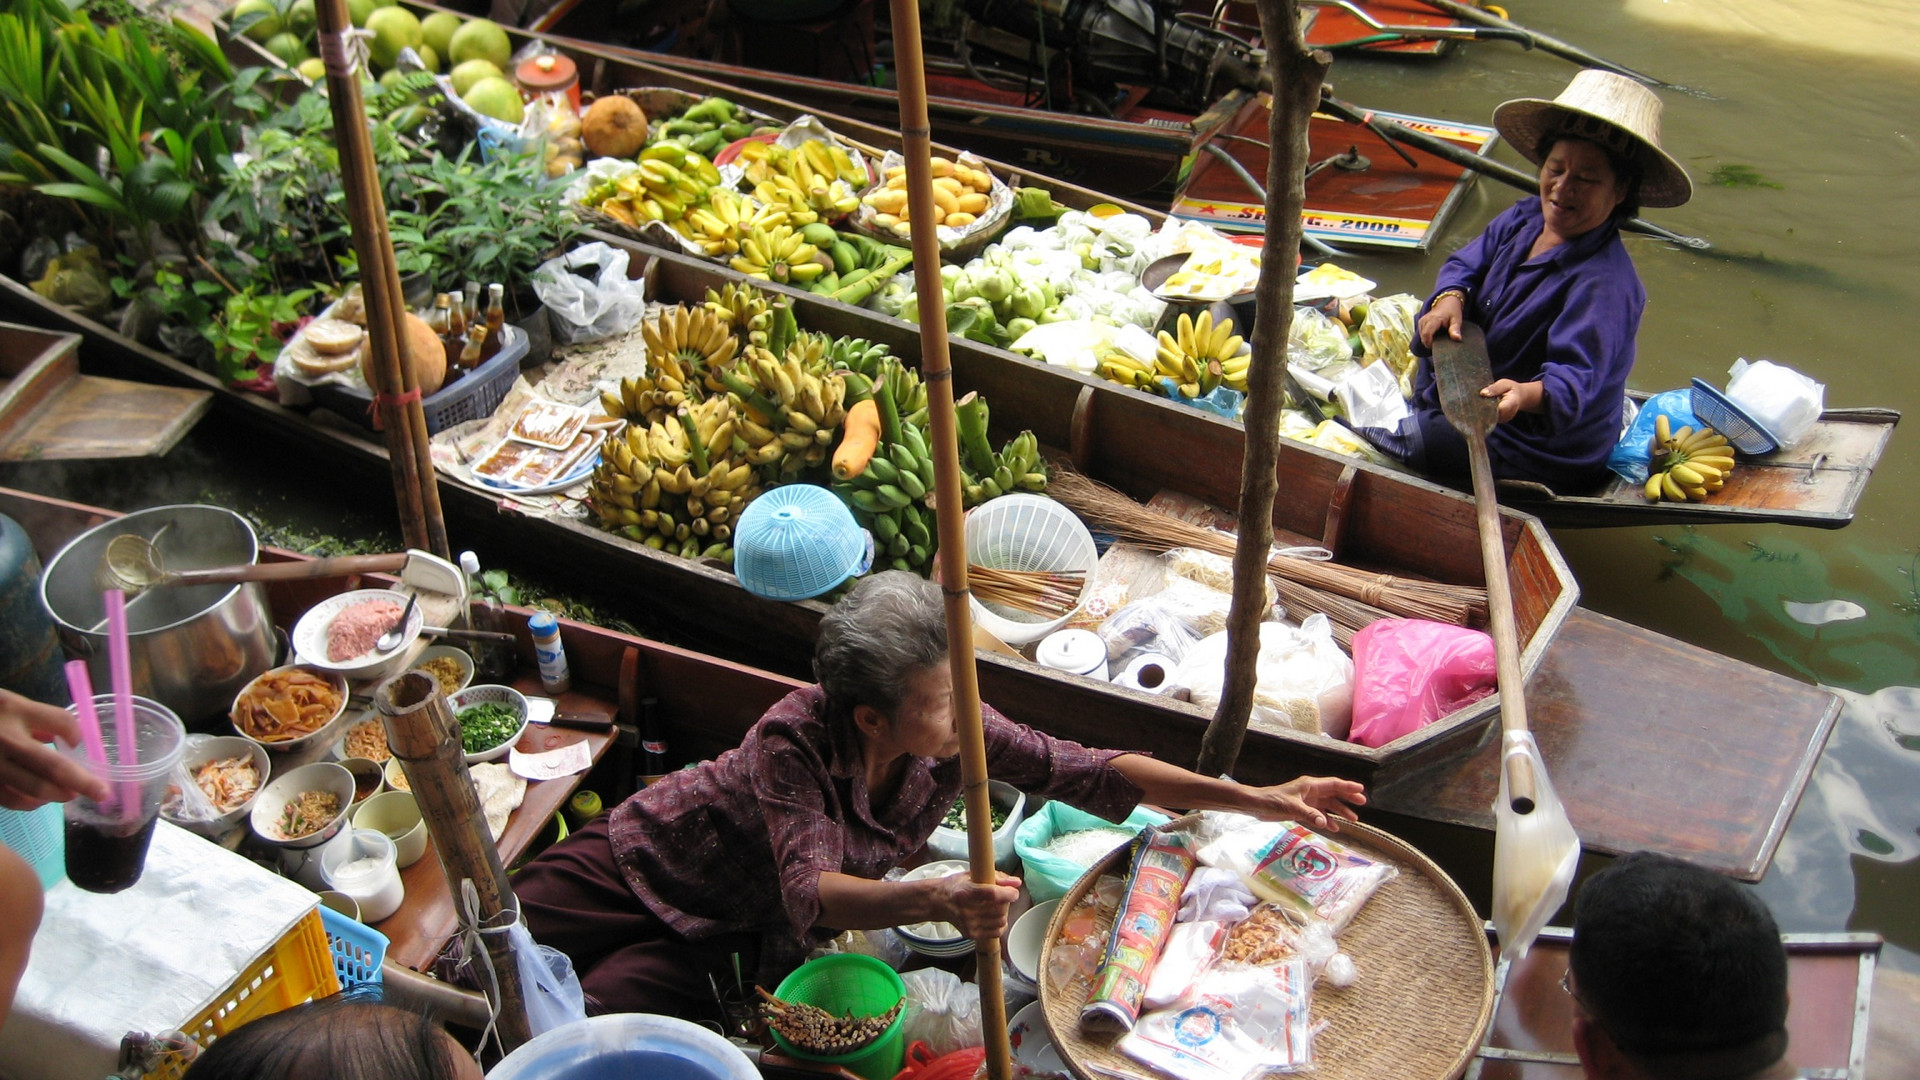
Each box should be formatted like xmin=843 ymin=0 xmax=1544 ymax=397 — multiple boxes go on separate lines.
xmin=1559 ymin=970 xmax=1573 ymax=996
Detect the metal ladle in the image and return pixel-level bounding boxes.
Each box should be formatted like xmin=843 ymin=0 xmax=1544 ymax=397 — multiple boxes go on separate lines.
xmin=99 ymin=533 xmax=410 ymax=594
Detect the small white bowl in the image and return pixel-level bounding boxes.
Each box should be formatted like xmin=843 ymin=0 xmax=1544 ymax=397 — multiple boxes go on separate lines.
xmin=408 ymin=645 xmax=475 ymax=697
xmin=291 ymin=589 xmax=424 ymax=681
xmin=164 ymin=735 xmax=271 ymax=836
xmin=384 ymin=756 xmax=411 ymax=793
xmin=1007 ymin=898 xmax=1061 ymax=986
xmin=353 ymin=790 xmax=428 ymax=868
xmin=926 ymin=780 xmax=1026 ymax=872
xmin=894 ymin=859 xmax=976 ymax=955
xmin=229 ymin=665 xmax=351 ymax=754
xmin=251 ymin=761 xmax=356 ymax=850
xmin=448 ymin=684 xmax=531 ymax=764
xmin=1008 ymin=1000 xmax=1066 ymax=1074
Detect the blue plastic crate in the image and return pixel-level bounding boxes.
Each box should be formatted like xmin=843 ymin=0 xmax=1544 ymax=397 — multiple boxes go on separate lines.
xmin=320 ymin=905 xmax=389 ymax=989
xmin=0 ymin=803 xmax=63 ymax=890
xmin=311 ymin=325 xmax=528 ymax=435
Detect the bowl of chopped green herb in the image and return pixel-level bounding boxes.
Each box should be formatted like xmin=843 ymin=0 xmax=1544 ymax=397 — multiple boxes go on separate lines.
xmin=925 ymin=779 xmax=1026 ymax=872
xmin=448 ymin=684 xmax=531 ymax=764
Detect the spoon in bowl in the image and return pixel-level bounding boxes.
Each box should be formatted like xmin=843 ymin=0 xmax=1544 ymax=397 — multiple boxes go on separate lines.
xmin=376 ymin=594 xmax=419 ymax=654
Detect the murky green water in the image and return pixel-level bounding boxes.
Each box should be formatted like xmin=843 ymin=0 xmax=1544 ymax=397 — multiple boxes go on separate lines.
xmin=1330 ymin=0 xmax=1920 ymax=972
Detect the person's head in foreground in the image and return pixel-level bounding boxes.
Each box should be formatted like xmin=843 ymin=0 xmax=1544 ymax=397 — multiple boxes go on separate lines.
xmin=815 ymin=570 xmax=960 ymax=760
xmin=1568 ymin=852 xmax=1792 ymax=1080
xmin=182 ymin=991 xmax=483 ymax=1080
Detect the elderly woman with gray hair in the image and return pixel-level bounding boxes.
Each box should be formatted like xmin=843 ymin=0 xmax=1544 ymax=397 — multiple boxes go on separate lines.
xmin=515 ymin=571 xmax=1364 ymax=1023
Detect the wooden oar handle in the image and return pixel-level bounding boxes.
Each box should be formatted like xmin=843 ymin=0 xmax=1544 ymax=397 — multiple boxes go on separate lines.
xmin=1504 ymin=750 xmax=1537 ymax=815
xmin=169 ymin=552 xmax=409 ymax=586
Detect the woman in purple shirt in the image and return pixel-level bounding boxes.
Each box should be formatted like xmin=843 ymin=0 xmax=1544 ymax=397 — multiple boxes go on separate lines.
xmin=1358 ymin=70 xmax=1692 ymax=492
xmin=514 ymin=572 xmax=1365 ymax=1023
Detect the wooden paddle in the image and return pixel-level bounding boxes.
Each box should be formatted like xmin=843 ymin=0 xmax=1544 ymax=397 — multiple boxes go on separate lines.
xmin=1431 ymin=322 xmax=1581 ymax=958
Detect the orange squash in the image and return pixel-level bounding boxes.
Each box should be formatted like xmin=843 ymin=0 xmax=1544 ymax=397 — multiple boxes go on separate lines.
xmin=832 ymin=398 xmax=882 ymax=480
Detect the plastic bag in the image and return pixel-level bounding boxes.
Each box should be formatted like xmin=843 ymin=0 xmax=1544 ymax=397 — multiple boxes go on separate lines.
xmin=1095 ymin=580 xmax=1225 ymax=664
xmin=159 ymin=752 xmax=224 ymax=825
xmin=1174 ymin=616 xmax=1354 ymax=739
xmin=1347 ymin=618 xmax=1496 ymax=748
xmin=1016 ymin=803 xmax=1170 ymax=902
xmin=532 ymin=242 xmax=647 ymax=345
xmin=1606 ymin=388 xmax=1700 ymax=483
xmin=1206 ymin=822 xmax=1396 ymax=934
xmin=1143 ymin=920 xmax=1228 ymax=1010
xmin=1287 ymin=306 xmax=1354 ymax=373
xmin=1334 ymin=359 xmax=1411 ymax=431
xmin=509 ymin=917 xmax=587 ymax=1037
xmin=900 ymin=968 xmax=984 ymax=1055
xmin=1358 ymin=293 xmax=1420 ymax=397
xmin=1727 ymin=357 xmax=1824 ymax=449
xmin=1120 ymin=961 xmax=1318 ymax=1080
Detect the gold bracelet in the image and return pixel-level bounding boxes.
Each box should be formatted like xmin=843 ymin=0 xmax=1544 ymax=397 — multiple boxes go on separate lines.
xmin=1432 ymin=288 xmax=1467 ymax=306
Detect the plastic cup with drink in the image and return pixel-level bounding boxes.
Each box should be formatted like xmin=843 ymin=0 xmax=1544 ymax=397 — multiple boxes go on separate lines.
xmin=60 ymin=688 xmax=186 ymax=894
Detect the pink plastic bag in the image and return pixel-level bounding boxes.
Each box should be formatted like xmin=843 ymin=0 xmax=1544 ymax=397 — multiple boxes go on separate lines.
xmin=1347 ymin=619 xmax=1496 ymax=747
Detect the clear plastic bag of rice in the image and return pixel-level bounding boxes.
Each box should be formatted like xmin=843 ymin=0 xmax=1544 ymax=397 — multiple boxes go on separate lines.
xmin=1163 ymin=549 xmax=1278 ymax=611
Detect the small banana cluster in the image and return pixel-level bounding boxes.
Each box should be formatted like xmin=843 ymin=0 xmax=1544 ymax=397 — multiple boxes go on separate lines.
xmin=1643 ymin=415 xmax=1737 ymax=502
xmin=671 ymin=189 xmax=798 ymax=258
xmin=825 ymin=335 xmax=893 ymax=378
xmin=703 ymin=282 xmax=775 ymax=350
xmin=720 ymin=340 xmax=850 ymax=480
xmin=738 ymin=138 xmax=866 ymax=223
xmin=596 ymin=306 xmax=731 ymax=426
xmin=1153 ymin=310 xmax=1247 ymax=399
xmin=591 ymin=395 xmax=757 ymax=562
xmin=955 ymin=392 xmax=1047 ymax=507
xmin=730 ymin=224 xmax=829 ymax=286
xmin=582 ymin=145 xmax=721 ymax=228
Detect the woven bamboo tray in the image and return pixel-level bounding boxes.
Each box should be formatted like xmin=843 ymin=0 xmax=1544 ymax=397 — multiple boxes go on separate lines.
xmin=1037 ymin=818 xmax=1493 ymax=1080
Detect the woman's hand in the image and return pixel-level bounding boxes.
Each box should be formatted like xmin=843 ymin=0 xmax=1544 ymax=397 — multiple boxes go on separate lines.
xmin=933 ymin=870 xmax=1022 ymax=941
xmin=1481 ymin=378 xmax=1545 ymax=423
xmin=1241 ymin=776 xmax=1367 ymax=832
xmin=0 ymin=689 xmax=109 ymax=811
xmin=1417 ymin=293 xmax=1465 ymax=347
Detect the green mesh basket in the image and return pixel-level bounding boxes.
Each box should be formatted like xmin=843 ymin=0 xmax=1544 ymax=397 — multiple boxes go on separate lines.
xmin=769 ymin=953 xmax=906 ymax=1080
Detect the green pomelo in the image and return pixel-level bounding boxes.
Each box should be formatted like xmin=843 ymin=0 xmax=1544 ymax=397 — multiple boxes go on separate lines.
xmin=415 ymin=43 xmax=439 ymax=72
xmin=284 ymin=0 xmax=315 ymax=35
xmin=448 ymin=18 xmax=509 ymax=70
xmin=346 ymin=0 xmax=374 ymax=27
xmin=264 ymin=31 xmax=308 ymax=65
xmin=233 ymin=0 xmax=280 ymax=42
xmin=449 ymin=58 xmax=501 ymax=97
xmin=462 ymin=75 xmax=524 ymax=126
xmin=363 ymin=5 xmax=421 ymax=70
xmin=420 ymin=11 xmax=462 ymax=60
xmin=296 ymin=56 xmax=326 ymax=80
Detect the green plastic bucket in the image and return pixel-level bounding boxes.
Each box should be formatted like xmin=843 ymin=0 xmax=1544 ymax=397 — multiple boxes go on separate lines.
xmin=770 ymin=954 xmax=906 ymax=1080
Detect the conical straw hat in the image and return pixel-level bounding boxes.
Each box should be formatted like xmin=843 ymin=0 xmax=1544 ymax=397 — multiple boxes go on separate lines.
xmin=1492 ymin=69 xmax=1692 ymax=208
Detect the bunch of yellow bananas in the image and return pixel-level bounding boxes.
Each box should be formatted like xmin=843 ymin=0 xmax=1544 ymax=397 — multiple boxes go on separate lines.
xmin=591 ymin=394 xmax=757 ymax=562
xmin=729 ymin=224 xmax=827 ymax=285
xmin=671 ymin=189 xmax=794 ymax=257
xmin=702 ymin=281 xmax=775 ymax=350
xmin=1154 ymin=310 xmax=1245 ymax=399
xmin=718 ymin=337 xmax=849 ymax=479
xmin=738 ymin=138 xmax=867 ymax=212
xmin=1642 ymin=414 xmax=1737 ymax=502
xmin=587 ymin=150 xmax=719 ymax=228
xmin=600 ymin=306 xmax=731 ymax=427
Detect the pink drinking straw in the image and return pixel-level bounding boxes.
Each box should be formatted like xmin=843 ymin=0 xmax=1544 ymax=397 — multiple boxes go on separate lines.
xmin=64 ymin=661 xmax=115 ymax=815
xmin=103 ymin=589 xmax=139 ymax=823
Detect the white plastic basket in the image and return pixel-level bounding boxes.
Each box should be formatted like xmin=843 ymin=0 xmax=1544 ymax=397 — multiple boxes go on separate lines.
xmin=963 ymin=495 xmax=1097 ymax=646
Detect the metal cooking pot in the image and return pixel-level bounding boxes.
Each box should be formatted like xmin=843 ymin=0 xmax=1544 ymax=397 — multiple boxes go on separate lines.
xmin=39 ymin=505 xmax=276 ymax=724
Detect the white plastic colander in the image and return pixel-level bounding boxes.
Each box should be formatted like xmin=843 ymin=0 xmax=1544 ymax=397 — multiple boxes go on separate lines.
xmin=964 ymin=494 xmax=1098 ymax=645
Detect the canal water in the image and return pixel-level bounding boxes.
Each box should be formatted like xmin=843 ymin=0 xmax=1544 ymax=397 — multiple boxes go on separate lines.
xmin=1329 ymin=0 xmax=1920 ymax=974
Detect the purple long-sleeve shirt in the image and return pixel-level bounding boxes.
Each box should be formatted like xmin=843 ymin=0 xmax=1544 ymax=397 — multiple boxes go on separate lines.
xmin=1409 ymin=197 xmax=1645 ymax=489
xmin=605 ymin=685 xmax=1143 ymax=980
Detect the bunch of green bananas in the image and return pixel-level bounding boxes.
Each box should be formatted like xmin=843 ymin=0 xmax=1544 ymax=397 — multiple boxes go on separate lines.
xmin=840 ymin=354 xmax=930 ymax=429
xmin=585 ymin=144 xmax=720 ymax=228
xmin=730 ymin=223 xmax=827 ymax=285
xmin=955 ymin=392 xmax=1048 ymax=507
xmin=833 ymin=373 xmax=938 ymax=576
xmin=1153 ymin=310 xmax=1246 ymax=399
xmin=718 ymin=338 xmax=850 ymax=480
xmin=824 ymin=334 xmax=893 ymax=378
xmin=591 ymin=395 xmax=757 ymax=562
xmin=1643 ymin=414 xmax=1736 ymax=502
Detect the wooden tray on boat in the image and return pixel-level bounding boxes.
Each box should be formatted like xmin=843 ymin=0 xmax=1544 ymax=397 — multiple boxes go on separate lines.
xmin=1039 ymin=818 xmax=1494 ymax=1080
xmin=0 ymin=322 xmax=210 ymax=461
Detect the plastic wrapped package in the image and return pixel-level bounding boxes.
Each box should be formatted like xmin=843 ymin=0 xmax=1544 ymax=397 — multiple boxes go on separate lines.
xmin=1347 ymin=618 xmax=1496 ymax=748
xmin=1066 ymin=575 xmax=1133 ymax=632
xmin=1358 ymin=293 xmax=1421 ymax=396
xmin=1163 ymin=549 xmax=1279 ymax=612
xmin=1173 ymin=615 xmax=1355 ymax=739
xmin=1120 ymin=960 xmax=1319 ymax=1080
xmin=1727 ymin=357 xmax=1824 ymax=449
xmin=901 ymin=968 xmax=984 ymax=1055
xmin=1094 ymin=581 xmax=1224 ymax=664
xmin=1179 ymin=866 xmax=1258 ymax=924
xmin=1083 ymin=828 xmax=1200 ymax=1030
xmin=1287 ymin=306 xmax=1355 ymax=373
xmin=1204 ymin=822 xmax=1396 ymax=934
xmin=1143 ymin=920 xmax=1229 ymax=1010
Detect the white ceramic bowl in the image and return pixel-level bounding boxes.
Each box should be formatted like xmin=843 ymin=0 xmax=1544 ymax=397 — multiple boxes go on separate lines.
xmin=448 ymin=684 xmax=531 ymax=764
xmin=383 ymin=756 xmax=411 ymax=793
xmin=229 ymin=664 xmax=351 ymax=754
xmin=290 ymin=589 xmax=424 ymax=681
xmin=926 ymin=780 xmax=1026 ymax=872
xmin=164 ymin=734 xmax=271 ymax=836
xmin=407 ymin=644 xmax=475 ymax=696
xmin=353 ymin=790 xmax=428 ymax=868
xmin=894 ymin=859 xmax=976 ymax=956
xmin=1007 ymin=1001 xmax=1066 ymax=1074
xmin=251 ymin=761 xmax=356 ymax=850
xmin=1007 ymin=898 xmax=1061 ymax=986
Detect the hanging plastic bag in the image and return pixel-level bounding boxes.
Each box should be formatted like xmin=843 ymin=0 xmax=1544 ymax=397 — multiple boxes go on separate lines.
xmin=508 ymin=917 xmax=588 ymax=1036
xmin=1491 ymin=731 xmax=1581 ymax=960
xmin=1606 ymin=388 xmax=1700 ymax=483
xmin=900 ymin=968 xmax=984 ymax=1055
xmin=1174 ymin=616 xmax=1354 ymax=739
xmin=532 ymin=242 xmax=648 ymax=345
xmin=1358 ymin=293 xmax=1420 ymax=396
xmin=1726 ymin=357 xmax=1824 ymax=449
xmin=1347 ymin=619 xmax=1496 ymax=748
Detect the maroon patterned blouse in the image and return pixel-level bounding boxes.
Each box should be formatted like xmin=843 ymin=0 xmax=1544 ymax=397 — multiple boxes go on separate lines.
xmin=606 ymin=685 xmax=1144 ymax=974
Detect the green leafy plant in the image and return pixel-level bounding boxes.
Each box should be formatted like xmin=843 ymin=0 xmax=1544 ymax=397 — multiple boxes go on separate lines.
xmin=1707 ymin=164 xmax=1784 ymax=190
xmin=207 ymin=286 xmax=314 ymax=383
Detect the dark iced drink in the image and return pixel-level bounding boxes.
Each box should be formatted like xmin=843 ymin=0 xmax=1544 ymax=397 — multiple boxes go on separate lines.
xmin=64 ymin=810 xmax=159 ymax=894
xmin=61 ymin=694 xmax=185 ymax=895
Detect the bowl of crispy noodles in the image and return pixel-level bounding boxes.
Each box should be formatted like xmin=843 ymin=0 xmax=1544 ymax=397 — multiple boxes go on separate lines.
xmin=163 ymin=735 xmax=271 ymax=837
xmin=230 ymin=664 xmax=351 ymax=754
xmin=250 ymin=761 xmax=356 ymax=850
xmin=408 ymin=645 xmax=474 ymax=698
xmin=332 ymin=717 xmax=393 ymax=765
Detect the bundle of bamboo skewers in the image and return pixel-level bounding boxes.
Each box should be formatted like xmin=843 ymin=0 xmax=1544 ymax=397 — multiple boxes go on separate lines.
xmin=969 ymin=564 xmax=1087 ymax=619
xmin=759 ymin=987 xmax=902 ymax=1054
xmin=1047 ymin=469 xmax=1487 ymax=628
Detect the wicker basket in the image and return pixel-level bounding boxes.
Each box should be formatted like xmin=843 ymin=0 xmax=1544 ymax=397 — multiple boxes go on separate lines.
xmin=1037 ymin=817 xmax=1493 ymax=1080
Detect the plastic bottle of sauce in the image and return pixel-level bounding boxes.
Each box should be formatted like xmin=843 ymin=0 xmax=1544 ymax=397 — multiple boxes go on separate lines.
xmin=528 ymin=610 xmax=571 ymax=695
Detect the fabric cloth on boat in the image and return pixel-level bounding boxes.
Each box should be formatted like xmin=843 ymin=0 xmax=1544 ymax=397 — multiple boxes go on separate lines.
xmin=515 ymin=684 xmax=1142 ymax=1015
xmin=1358 ymin=197 xmax=1644 ymax=492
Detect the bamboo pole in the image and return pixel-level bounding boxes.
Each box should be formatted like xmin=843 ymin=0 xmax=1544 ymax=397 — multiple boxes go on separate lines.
xmin=313 ymin=0 xmax=450 ymax=559
xmin=375 ymin=670 xmax=530 ymax=1050
xmin=1412 ymin=0 xmax=1673 ymax=88
xmin=885 ymin=3 xmax=1010 ymax=1077
xmin=1195 ymin=1 xmax=1328 ymax=779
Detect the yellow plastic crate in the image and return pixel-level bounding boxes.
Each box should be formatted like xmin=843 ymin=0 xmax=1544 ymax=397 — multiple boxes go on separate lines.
xmin=143 ymin=908 xmax=342 ymax=1080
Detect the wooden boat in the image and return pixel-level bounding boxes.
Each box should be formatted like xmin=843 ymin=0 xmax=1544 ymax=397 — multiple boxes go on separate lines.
xmin=0 ymin=248 xmax=1843 ymax=884
xmin=393 ymin=9 xmax=1895 ymax=525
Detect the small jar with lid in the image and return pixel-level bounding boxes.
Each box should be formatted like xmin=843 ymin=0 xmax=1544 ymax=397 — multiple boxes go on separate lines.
xmin=515 ymin=53 xmax=579 ymax=113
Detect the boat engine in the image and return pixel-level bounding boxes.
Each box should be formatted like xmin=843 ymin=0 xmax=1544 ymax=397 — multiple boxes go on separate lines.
xmin=961 ymin=0 xmax=1261 ymax=112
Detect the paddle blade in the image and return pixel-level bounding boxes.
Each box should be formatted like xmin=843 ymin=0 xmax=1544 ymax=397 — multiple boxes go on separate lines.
xmin=1430 ymin=322 xmax=1498 ymax=437
xmin=1491 ymin=731 xmax=1580 ymax=960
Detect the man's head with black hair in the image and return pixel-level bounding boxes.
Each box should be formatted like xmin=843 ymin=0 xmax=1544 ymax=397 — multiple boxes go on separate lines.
xmin=1567 ymin=852 xmax=1791 ymax=1080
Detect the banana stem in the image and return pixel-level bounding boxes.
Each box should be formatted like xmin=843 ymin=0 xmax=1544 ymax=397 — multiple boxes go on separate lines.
xmin=874 ymin=372 xmax=904 ymax=450
xmin=832 ymin=253 xmax=913 ymax=305
xmin=679 ymin=408 xmax=711 ymax=476
xmin=842 ymin=370 xmax=875 ymax=404
xmin=717 ymin=367 xmax=784 ymax=426
xmin=955 ymin=392 xmax=997 ymax=477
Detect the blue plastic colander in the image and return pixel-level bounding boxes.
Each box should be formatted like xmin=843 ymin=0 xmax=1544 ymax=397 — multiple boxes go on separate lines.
xmin=734 ymin=486 xmax=874 ymax=600
xmin=1689 ymin=378 xmax=1779 ymax=455
xmin=0 ymin=803 xmax=64 ymax=890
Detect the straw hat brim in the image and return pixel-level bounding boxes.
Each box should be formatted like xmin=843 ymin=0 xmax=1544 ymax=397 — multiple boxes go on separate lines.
xmin=1493 ymin=99 xmax=1692 ymax=209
